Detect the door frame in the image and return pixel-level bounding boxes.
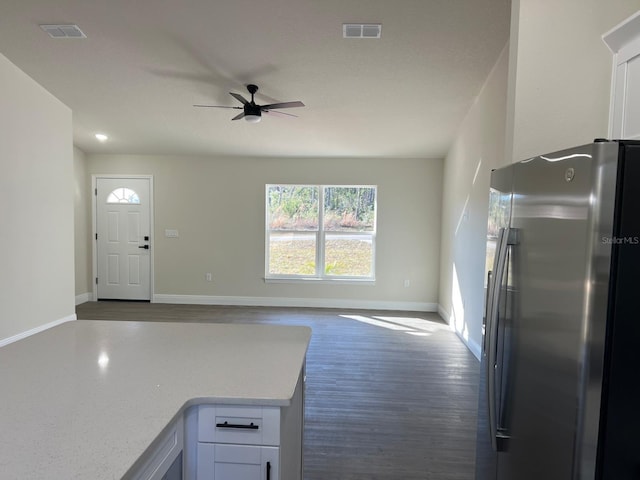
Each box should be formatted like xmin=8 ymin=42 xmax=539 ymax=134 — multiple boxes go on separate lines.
xmin=603 ymin=11 xmax=640 ymax=139
xmin=92 ymin=174 xmax=155 ymax=302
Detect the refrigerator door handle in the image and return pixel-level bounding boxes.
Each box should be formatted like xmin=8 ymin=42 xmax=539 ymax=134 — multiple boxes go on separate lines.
xmin=483 ymin=270 xmax=493 ymax=355
xmin=486 ymin=228 xmax=505 ymax=450
xmin=487 ymin=227 xmax=514 ymax=451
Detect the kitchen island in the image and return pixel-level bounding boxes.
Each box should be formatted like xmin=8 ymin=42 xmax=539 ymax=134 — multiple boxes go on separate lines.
xmin=0 ymin=320 xmax=311 ymax=479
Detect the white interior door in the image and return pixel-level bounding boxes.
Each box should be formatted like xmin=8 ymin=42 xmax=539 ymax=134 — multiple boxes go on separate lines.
xmin=96 ymin=177 xmax=151 ymax=300
xmin=604 ymin=11 xmax=640 ymax=139
xmin=610 ymin=52 xmax=640 ymax=140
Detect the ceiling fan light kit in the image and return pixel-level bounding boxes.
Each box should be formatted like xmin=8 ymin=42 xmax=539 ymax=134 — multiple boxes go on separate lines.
xmin=194 ymin=84 xmax=304 ymax=123
xmin=244 ymin=114 xmax=261 ymax=123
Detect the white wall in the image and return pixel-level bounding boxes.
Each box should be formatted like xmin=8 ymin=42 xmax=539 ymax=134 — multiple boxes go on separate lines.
xmin=441 ymin=1 xmax=639 ymax=358
xmin=74 ymin=146 xmax=92 ymax=301
xmin=85 ymin=155 xmax=443 ymax=310
xmin=0 ymin=53 xmax=75 ymax=343
xmin=439 ymin=45 xmax=510 ymax=359
xmin=507 ymin=0 xmax=640 ymax=162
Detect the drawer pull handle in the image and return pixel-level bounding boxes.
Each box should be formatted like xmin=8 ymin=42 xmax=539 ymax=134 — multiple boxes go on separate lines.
xmin=266 ymin=461 xmax=271 ymax=480
xmin=215 ymin=421 xmax=260 ymax=430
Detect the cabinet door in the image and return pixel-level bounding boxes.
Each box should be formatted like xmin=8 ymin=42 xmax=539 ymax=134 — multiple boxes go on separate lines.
xmin=196 ymin=444 xmax=278 ymax=480
xmin=132 ymin=417 xmax=183 ymax=480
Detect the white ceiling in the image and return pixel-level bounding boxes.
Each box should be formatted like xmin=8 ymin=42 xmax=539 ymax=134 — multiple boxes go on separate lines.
xmin=0 ymin=0 xmax=510 ymax=158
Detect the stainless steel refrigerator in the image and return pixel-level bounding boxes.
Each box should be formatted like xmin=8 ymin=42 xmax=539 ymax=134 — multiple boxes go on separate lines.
xmin=475 ymin=140 xmax=640 ymax=480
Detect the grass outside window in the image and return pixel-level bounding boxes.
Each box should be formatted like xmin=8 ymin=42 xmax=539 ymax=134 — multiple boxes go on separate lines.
xmin=266 ymin=185 xmax=376 ymax=280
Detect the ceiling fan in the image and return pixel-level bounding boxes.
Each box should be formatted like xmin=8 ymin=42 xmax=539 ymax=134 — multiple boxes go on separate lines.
xmin=193 ymin=84 xmax=305 ymax=123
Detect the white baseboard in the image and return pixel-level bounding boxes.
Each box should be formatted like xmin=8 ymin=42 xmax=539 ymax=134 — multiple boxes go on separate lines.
xmin=463 ymin=336 xmax=481 ymax=361
xmin=0 ymin=314 xmax=76 ymax=348
xmin=437 ymin=304 xmax=450 ymax=323
xmin=153 ymin=294 xmax=438 ymax=312
xmin=75 ymin=292 xmax=93 ymax=305
xmin=438 ymin=303 xmax=480 ymax=361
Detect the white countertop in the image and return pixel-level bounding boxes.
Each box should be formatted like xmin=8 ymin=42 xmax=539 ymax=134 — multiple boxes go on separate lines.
xmin=0 ymin=320 xmax=311 ymax=480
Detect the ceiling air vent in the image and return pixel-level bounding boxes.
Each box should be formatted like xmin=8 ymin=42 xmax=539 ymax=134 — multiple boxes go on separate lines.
xmin=343 ymin=24 xmax=382 ymax=39
xmin=40 ymin=24 xmax=87 ymax=38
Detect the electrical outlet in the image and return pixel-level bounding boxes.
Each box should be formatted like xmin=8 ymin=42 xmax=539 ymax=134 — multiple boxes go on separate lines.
xmin=205 ymin=273 xmax=212 ymax=282
xmin=403 ymin=279 xmax=411 ymax=288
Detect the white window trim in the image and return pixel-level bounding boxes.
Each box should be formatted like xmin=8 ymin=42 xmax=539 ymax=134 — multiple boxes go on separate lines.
xmin=264 ymin=277 xmax=376 ymax=285
xmin=265 ymin=184 xmax=377 ymax=282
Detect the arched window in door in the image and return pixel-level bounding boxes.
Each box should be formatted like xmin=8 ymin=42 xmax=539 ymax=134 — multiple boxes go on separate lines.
xmin=106 ymin=187 xmax=140 ymax=204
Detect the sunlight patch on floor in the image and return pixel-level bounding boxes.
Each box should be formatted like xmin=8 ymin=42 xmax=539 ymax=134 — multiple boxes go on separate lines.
xmin=340 ymin=315 xmax=407 ymax=331
xmin=339 ymin=314 xmax=447 ymax=336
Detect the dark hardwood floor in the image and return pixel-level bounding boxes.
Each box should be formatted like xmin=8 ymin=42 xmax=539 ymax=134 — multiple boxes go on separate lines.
xmin=76 ymin=302 xmax=480 ymax=479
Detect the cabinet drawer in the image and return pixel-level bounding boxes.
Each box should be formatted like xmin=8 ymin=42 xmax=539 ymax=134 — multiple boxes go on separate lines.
xmin=196 ymin=443 xmax=279 ymax=480
xmin=198 ymin=405 xmax=280 ymax=446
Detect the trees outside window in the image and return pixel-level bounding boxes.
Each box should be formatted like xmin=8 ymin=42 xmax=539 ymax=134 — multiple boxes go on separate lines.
xmin=266 ymin=185 xmax=377 ymax=280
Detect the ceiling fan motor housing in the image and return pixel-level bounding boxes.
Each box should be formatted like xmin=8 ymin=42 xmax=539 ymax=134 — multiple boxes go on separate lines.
xmin=244 ymin=104 xmax=262 ymax=117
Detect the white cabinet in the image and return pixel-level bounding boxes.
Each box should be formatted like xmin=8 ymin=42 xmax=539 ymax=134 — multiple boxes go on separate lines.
xmin=198 ymin=405 xmax=281 ymax=446
xmin=196 ymin=444 xmax=278 ymax=480
xmin=161 ymin=454 xmax=183 ymax=480
xmin=192 ymin=369 xmax=304 ymax=480
xmin=127 ymin=367 xmax=304 ymax=480
xmin=195 ymin=405 xmax=281 ymax=480
xmin=129 ymin=416 xmax=184 ymax=480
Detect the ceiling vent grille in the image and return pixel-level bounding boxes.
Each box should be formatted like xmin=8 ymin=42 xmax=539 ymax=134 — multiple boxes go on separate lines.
xmin=343 ymin=24 xmax=382 ymax=39
xmin=40 ymin=24 xmax=87 ymax=38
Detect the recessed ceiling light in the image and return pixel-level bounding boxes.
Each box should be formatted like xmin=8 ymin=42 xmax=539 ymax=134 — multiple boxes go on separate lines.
xmin=95 ymin=133 xmax=108 ymax=142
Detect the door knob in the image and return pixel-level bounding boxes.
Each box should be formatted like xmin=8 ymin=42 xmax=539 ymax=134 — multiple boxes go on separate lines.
xmin=138 ymin=245 xmax=149 ymax=250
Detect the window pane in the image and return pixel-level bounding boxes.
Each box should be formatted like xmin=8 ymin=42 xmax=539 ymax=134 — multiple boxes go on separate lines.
xmin=324 ymin=233 xmax=373 ymax=277
xmin=107 ymin=187 xmax=140 ymax=204
xmin=323 ymin=186 xmax=376 ymax=232
xmin=267 ymin=185 xmax=319 ymax=231
xmin=268 ymin=232 xmax=316 ymax=275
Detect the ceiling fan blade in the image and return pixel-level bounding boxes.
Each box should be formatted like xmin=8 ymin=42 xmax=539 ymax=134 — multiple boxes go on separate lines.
xmin=231 ymin=112 xmax=246 ymax=121
xmin=260 ymin=101 xmax=305 ymax=110
xmin=193 ymin=104 xmax=243 ymax=109
xmin=230 ymin=92 xmax=250 ymax=105
xmin=264 ymin=109 xmax=298 ymax=118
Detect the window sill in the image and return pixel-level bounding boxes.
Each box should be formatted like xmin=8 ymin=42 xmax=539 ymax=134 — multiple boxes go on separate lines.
xmin=264 ymin=277 xmax=376 ymax=286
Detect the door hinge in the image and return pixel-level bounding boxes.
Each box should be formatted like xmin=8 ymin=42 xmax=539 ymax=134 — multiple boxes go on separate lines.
xmin=95 ymin=233 xmax=98 ymax=240
xmin=95 ymin=188 xmax=97 ymax=196
xmin=95 ymin=277 xmax=98 ymax=285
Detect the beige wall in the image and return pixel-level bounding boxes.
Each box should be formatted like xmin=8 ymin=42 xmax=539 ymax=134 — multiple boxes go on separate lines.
xmin=439 ymin=45 xmax=510 ymax=358
xmin=0 ymin=53 xmax=75 ymax=343
xmin=507 ymin=0 xmax=640 ymax=162
xmin=440 ymin=1 xmax=639 ymax=357
xmin=85 ymin=155 xmax=442 ymax=310
xmin=74 ymin=146 xmax=92 ymax=299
